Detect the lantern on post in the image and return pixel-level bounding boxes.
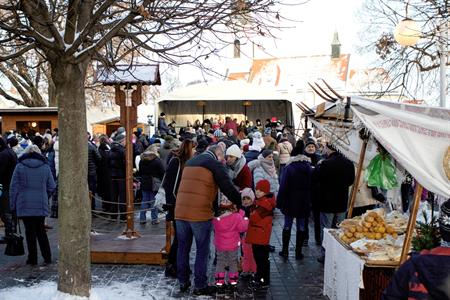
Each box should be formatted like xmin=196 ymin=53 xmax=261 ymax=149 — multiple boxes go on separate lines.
xmin=394 ymin=18 xmax=421 ymax=46
xmin=197 ymin=101 xmax=207 ymax=122
xmin=243 ymin=100 xmax=252 ymax=120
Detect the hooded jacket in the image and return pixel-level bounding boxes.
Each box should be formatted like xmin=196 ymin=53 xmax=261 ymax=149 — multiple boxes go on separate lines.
xmin=213 ymin=209 xmax=249 ymax=251
xmin=138 ymin=151 xmax=164 ymax=191
xmin=245 ymin=193 xmax=276 ymax=245
xmin=382 ymin=247 xmax=450 ymax=300
xmin=9 ymin=152 xmax=56 ymax=217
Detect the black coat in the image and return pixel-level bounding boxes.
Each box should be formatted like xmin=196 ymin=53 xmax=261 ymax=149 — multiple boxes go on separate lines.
xmin=163 ymin=156 xmax=182 ymax=221
xmin=0 ymin=144 xmax=17 ymax=190
xmin=97 ymin=143 xmax=112 ymax=201
xmin=88 ymin=142 xmax=101 ymax=177
xmin=277 ymin=155 xmax=312 ymax=218
xmin=317 ymin=152 xmax=355 ymax=213
xmin=108 ymin=142 xmax=125 ymax=178
xmin=138 ymin=154 xmax=164 ymax=191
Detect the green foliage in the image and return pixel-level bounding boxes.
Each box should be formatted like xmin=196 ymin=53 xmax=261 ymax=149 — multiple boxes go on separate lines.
xmin=412 ymin=211 xmax=441 ymax=251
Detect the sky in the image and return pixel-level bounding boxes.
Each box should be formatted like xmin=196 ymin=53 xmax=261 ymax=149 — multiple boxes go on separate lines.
xmin=174 ymin=0 xmax=367 ymax=86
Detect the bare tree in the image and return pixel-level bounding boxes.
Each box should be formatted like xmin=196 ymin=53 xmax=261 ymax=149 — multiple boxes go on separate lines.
xmin=0 ymin=50 xmax=48 ymax=106
xmin=0 ymin=0 xmax=287 ymax=297
xmin=358 ymin=0 xmax=449 ymax=102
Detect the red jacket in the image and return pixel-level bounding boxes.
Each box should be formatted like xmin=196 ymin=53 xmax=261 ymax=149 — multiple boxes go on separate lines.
xmin=245 ymin=194 xmax=276 ymax=245
xmin=234 ymin=164 xmax=252 ymax=190
xmin=223 ymin=121 xmax=238 ymax=136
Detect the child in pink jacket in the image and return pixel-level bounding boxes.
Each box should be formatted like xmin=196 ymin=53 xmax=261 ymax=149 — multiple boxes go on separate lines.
xmin=213 ymin=195 xmax=249 ymax=288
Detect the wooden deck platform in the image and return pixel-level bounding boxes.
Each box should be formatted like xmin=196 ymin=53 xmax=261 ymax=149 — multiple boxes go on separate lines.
xmin=90 ymin=232 xmax=168 ymax=265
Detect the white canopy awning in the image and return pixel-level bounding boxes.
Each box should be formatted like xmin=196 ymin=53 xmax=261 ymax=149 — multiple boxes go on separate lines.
xmin=158 ymin=80 xmax=289 ymax=102
xmin=351 ymin=97 xmax=450 ymax=198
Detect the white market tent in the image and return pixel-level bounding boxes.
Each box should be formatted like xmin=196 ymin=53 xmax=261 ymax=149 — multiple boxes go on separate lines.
xmin=157 ymin=80 xmax=293 ymax=127
xmin=351 ymin=96 xmax=450 ymax=198
xmin=310 ymin=96 xmax=450 ymax=198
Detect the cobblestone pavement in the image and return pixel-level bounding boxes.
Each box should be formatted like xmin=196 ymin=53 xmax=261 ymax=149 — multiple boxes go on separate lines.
xmin=0 ymin=210 xmax=327 ymax=299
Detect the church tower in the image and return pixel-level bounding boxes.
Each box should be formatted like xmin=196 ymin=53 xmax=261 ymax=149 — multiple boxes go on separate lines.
xmin=331 ymin=31 xmax=341 ymax=59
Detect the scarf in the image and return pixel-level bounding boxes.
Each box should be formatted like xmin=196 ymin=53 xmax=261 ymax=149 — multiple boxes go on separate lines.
xmin=258 ymin=154 xmax=277 ymax=177
xmin=227 ymin=155 xmax=246 ymax=179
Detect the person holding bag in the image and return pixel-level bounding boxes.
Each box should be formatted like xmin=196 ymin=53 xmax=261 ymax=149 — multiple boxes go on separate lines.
xmin=9 ymin=145 xmax=56 ymax=265
xmin=162 ymin=139 xmax=196 ymax=278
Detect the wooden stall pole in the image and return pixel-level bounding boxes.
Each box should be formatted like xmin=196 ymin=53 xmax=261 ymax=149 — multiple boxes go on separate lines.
xmin=399 ymin=183 xmax=423 ymax=265
xmin=347 ymin=138 xmax=369 ymax=218
xmin=165 ymin=221 xmax=172 ymax=253
xmin=124 ymin=87 xmax=134 ymax=237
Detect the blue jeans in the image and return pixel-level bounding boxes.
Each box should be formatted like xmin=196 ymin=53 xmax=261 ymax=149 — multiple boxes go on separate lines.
xmin=283 ymin=216 xmax=307 ymax=232
xmin=176 ymin=220 xmax=212 ymax=289
xmin=139 ymin=190 xmax=157 ymax=222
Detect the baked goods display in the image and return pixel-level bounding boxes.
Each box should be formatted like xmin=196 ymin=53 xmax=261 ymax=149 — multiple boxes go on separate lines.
xmin=338 ymin=209 xmax=402 ymax=244
xmin=336 ymin=209 xmax=408 ymax=263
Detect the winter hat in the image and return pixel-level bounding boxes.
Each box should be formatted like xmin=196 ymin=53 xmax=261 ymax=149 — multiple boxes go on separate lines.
xmin=196 ymin=138 xmax=209 ymax=153
xmin=7 ymin=137 xmax=18 ymax=148
xmin=114 ymin=133 xmax=126 ymax=143
xmin=240 ymin=138 xmax=250 ymax=148
xmin=226 ymin=144 xmax=242 ymax=158
xmin=305 ymin=139 xmax=317 ymax=149
xmin=326 ymin=142 xmax=337 ymax=152
xmin=261 ymin=149 xmax=273 ymax=158
xmin=255 ymin=179 xmax=270 ymax=194
xmin=117 ymin=127 xmax=125 ymax=135
xmin=242 ymin=144 xmax=250 ymax=152
xmin=438 ymin=199 xmax=450 ymax=243
xmin=241 ymin=188 xmax=255 ymax=201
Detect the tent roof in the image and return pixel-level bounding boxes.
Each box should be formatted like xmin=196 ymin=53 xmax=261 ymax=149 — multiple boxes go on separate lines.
xmin=351 ymin=96 xmax=450 ymax=198
xmin=158 ymin=80 xmax=289 ymax=103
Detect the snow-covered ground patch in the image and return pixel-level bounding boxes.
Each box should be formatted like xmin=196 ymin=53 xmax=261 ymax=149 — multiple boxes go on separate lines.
xmin=1 ymin=280 xmax=175 ymax=300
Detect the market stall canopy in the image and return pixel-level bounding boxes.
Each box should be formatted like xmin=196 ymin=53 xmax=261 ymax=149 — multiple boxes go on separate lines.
xmin=158 ymin=80 xmax=288 ymax=102
xmin=351 ymin=97 xmax=450 ymax=198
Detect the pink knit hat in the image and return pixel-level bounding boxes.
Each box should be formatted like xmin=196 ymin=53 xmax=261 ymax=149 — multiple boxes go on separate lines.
xmin=241 ymin=188 xmax=255 ymax=201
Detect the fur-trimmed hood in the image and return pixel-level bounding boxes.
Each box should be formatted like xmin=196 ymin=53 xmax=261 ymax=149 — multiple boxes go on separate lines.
xmin=286 ymin=154 xmax=311 ymax=166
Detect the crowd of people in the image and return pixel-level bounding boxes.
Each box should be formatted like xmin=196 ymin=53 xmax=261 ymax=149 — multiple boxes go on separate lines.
xmin=3 ymin=112 xmax=447 ymax=298
xmin=0 ymin=113 xmax=356 ymax=294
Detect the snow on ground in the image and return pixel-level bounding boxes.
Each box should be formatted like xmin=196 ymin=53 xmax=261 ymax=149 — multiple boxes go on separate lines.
xmin=1 ymin=280 xmax=175 ymax=300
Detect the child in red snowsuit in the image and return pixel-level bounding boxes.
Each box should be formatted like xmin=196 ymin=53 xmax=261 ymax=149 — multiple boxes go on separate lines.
xmin=246 ymin=180 xmax=276 ymax=289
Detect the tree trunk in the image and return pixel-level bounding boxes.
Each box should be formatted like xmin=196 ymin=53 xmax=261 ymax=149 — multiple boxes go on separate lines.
xmin=48 ymin=76 xmax=57 ymax=107
xmin=52 ymin=60 xmax=91 ymax=297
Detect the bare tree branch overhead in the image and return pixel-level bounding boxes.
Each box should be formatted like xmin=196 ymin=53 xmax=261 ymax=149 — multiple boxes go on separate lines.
xmin=359 ymin=0 xmax=449 ymax=102
xmin=0 ymin=0 xmax=292 ymax=297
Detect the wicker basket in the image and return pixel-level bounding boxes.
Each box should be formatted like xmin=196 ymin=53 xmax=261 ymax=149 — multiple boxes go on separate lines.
xmin=360 ymin=266 xmax=396 ymax=300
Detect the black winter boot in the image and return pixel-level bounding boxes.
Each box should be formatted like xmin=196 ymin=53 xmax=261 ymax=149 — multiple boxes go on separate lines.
xmin=295 ymin=231 xmax=305 ymax=260
xmin=278 ymin=229 xmax=291 ymax=258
